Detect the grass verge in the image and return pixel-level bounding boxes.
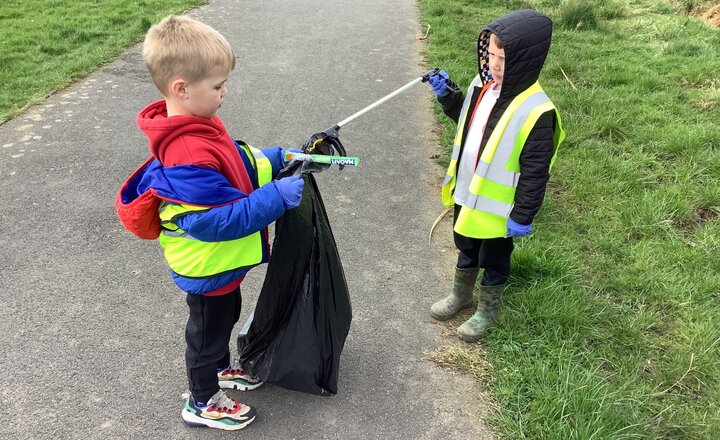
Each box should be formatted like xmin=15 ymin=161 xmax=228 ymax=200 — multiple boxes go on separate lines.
xmin=0 ymin=0 xmax=206 ymax=122
xmin=419 ymin=0 xmax=720 ymax=438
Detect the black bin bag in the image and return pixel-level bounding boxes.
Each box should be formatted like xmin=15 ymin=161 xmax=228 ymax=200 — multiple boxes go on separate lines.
xmin=237 ymin=162 xmax=352 ymax=396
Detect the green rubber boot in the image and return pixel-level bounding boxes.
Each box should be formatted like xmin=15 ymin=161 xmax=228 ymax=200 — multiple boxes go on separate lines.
xmin=430 ymin=267 xmax=479 ymax=321
xmin=457 ymin=283 xmax=504 ymax=342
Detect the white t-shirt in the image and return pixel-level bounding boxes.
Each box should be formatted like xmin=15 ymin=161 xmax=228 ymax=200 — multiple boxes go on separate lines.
xmin=454 ymin=84 xmax=501 ymax=206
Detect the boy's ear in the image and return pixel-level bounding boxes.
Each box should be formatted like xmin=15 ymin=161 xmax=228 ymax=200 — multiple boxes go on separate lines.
xmin=170 ymin=79 xmax=189 ymax=99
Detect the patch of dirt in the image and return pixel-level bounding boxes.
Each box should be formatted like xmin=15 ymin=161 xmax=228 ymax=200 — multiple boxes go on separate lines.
xmin=670 ymin=0 xmax=705 ymax=16
xmin=674 ymin=205 xmax=720 ymax=231
xmin=705 ymin=4 xmax=720 ymax=26
xmin=694 ymin=99 xmax=717 ymax=111
xmin=546 ymin=179 xmax=569 ymax=197
xmin=669 ymin=1 xmax=720 ymax=27
xmin=695 ymin=205 xmax=720 ymax=222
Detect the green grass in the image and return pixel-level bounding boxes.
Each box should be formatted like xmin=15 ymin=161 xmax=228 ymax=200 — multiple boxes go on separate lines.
xmin=0 ymin=0 xmax=206 ymax=122
xmin=2 ymin=0 xmax=718 ymax=437
xmin=419 ymin=0 xmax=720 ymax=438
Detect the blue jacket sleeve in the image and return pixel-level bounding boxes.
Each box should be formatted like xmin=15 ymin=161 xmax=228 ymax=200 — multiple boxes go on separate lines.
xmin=261 ymin=146 xmax=284 ymax=179
xmin=175 ymin=181 xmax=286 ymax=241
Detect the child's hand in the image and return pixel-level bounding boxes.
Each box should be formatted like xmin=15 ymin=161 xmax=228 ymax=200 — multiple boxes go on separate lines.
xmin=275 ymin=175 xmax=304 ymax=209
xmin=428 ymin=70 xmax=451 ymax=97
xmin=506 ymin=218 xmax=532 ymax=237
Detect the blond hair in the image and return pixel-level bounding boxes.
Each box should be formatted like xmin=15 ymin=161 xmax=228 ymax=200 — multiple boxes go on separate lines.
xmin=142 ymin=16 xmax=236 ymax=95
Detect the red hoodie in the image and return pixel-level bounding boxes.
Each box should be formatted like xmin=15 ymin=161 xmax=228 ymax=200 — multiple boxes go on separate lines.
xmin=136 ymin=99 xmax=252 ymax=295
xmin=137 ymin=99 xmax=254 ymax=194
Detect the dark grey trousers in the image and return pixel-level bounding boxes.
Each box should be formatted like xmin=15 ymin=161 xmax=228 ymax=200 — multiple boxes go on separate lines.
xmin=453 ymin=204 xmax=513 ymax=286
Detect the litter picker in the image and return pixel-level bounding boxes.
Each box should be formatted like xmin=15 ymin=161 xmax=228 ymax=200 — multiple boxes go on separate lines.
xmin=289 ymin=68 xmax=450 ymax=168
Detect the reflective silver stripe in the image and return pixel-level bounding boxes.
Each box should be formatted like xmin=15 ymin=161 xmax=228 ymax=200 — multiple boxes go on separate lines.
xmin=474 ymin=90 xmax=550 ymax=189
xmin=489 ymin=165 xmax=519 ymax=187
xmin=474 ymin=161 xmax=489 ymax=178
xmin=459 ymin=76 xmax=484 ymax=123
xmin=449 ymin=75 xmax=485 ymax=178
xmin=454 ymin=76 xmax=484 ymax=143
xmin=473 ymin=161 xmax=519 ymax=187
xmin=458 ymin=77 xmax=482 ymax=120
xmin=161 ymin=229 xmax=204 ymax=241
xmin=443 ymin=174 xmax=453 ymax=185
xmin=455 ymin=97 xmax=472 ymax=140
xmin=250 ymin=149 xmax=265 ymax=160
xmin=490 ymin=91 xmax=551 ymax=166
xmin=450 ymin=145 xmax=460 ymax=160
xmin=162 ymin=229 xmax=185 ymax=237
xmin=464 ymin=193 xmax=514 ymax=217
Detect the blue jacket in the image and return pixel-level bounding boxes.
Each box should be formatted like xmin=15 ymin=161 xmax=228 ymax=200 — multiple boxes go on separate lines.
xmin=119 ymin=145 xmax=286 ymax=294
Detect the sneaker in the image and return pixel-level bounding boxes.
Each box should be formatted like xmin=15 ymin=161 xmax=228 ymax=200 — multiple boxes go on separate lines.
xmin=218 ymin=359 xmax=264 ymax=391
xmin=181 ymin=390 xmax=256 ymax=430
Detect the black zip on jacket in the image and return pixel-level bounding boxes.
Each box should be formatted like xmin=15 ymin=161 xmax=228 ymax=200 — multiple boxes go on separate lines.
xmin=438 ymin=9 xmax=558 ymax=226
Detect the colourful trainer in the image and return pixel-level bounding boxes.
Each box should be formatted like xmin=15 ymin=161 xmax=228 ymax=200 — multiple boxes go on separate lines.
xmin=217 ymin=360 xmax=264 ymax=391
xmin=181 ymin=390 xmax=256 ymax=430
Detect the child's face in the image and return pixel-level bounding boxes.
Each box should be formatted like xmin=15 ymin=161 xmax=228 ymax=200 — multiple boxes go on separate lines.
xmin=183 ymin=69 xmax=230 ymax=118
xmin=488 ymin=34 xmax=505 ymax=87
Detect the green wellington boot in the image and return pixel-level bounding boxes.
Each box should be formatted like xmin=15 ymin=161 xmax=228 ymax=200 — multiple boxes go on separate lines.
xmin=457 ymin=283 xmax=504 ymax=342
xmin=430 ymin=266 xmax=479 ymax=321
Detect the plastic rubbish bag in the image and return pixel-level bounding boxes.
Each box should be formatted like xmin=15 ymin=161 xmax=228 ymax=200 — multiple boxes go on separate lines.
xmin=237 ymin=162 xmax=352 ymax=396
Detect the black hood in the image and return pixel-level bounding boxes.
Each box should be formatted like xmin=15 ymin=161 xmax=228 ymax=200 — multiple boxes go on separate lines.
xmin=478 ymin=9 xmax=553 ymax=99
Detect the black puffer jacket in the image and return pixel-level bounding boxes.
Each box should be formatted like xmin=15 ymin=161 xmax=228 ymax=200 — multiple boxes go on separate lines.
xmin=439 ymin=9 xmax=557 ymax=225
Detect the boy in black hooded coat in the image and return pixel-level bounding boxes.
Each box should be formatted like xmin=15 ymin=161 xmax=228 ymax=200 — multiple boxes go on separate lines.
xmin=427 ymin=9 xmax=565 ymax=341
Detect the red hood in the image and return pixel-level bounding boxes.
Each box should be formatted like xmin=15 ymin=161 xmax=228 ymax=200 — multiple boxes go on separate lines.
xmin=137 ymin=100 xmax=228 ymax=163
xmin=135 ymin=99 xmax=255 ymax=194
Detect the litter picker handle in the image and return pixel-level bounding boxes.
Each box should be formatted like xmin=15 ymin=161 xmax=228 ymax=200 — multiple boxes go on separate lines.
xmin=421 ymin=67 xmax=440 ymax=82
xmin=284 ymin=150 xmax=360 ymax=167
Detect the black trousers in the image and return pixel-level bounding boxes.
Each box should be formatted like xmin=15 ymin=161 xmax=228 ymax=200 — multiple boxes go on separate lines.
xmin=185 ymin=288 xmax=241 ymax=403
xmin=453 ymin=204 xmax=513 ymax=286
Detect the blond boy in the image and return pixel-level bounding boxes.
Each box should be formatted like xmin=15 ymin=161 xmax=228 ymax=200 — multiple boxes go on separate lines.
xmin=117 ymin=15 xmax=304 ymax=430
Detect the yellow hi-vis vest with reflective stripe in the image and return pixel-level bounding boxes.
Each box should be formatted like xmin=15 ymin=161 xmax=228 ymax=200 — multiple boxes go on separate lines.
xmin=442 ymin=78 xmax=565 ymax=239
xmin=157 ymin=144 xmax=274 ymax=278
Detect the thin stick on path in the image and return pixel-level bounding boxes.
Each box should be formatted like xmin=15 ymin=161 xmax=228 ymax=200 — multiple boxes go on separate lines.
xmin=428 ymin=207 xmax=452 ymax=244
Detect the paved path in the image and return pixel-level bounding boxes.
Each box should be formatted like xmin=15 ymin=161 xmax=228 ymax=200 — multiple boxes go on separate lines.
xmin=0 ymin=0 xmax=493 ymax=438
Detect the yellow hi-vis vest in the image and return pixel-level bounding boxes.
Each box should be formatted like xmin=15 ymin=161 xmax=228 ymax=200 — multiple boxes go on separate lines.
xmin=442 ymin=77 xmax=565 ymax=239
xmin=157 ymin=144 xmax=274 ymax=278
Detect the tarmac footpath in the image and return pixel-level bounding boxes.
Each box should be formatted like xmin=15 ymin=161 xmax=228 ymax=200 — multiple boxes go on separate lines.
xmin=0 ymin=0 xmax=493 ymax=438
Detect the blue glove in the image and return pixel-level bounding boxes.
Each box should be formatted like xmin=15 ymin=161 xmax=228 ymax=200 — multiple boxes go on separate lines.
xmin=274 ymin=175 xmax=304 ymax=209
xmin=507 ymin=218 xmax=532 ymax=237
xmin=282 ymin=148 xmax=303 ymax=167
xmin=428 ymin=70 xmax=450 ymax=97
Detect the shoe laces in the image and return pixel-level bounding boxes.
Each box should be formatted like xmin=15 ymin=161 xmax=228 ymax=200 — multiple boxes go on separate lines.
xmin=208 ymin=390 xmax=239 ymax=413
xmin=229 ymin=358 xmax=245 ymax=373
xmin=222 ymin=359 xmax=261 ymax=383
xmin=226 ymin=359 xmax=251 ymax=377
